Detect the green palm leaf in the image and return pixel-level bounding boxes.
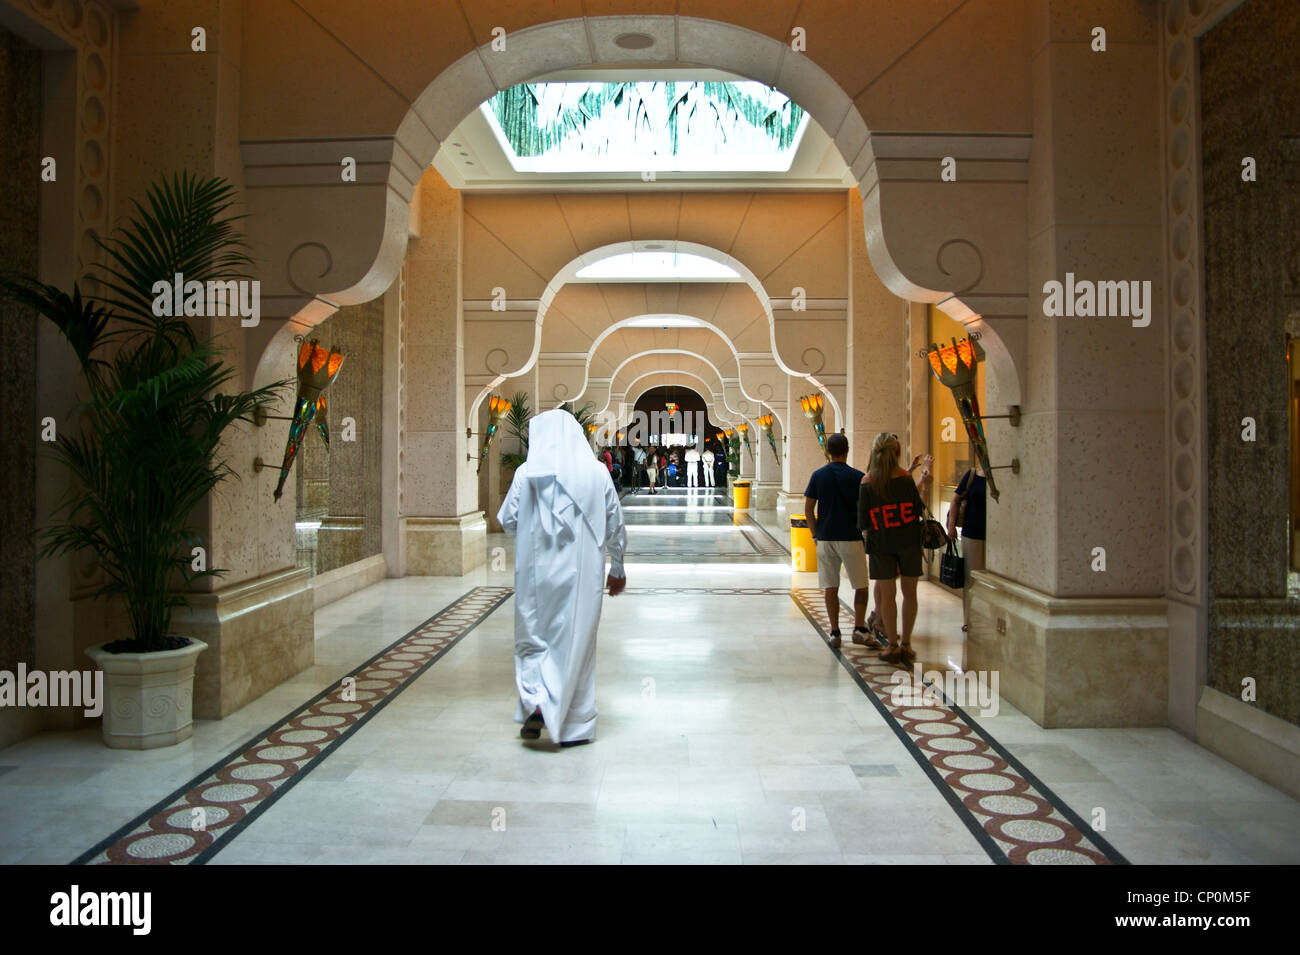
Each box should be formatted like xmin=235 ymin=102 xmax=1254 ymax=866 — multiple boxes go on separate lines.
xmin=1 ymin=171 xmax=290 ymax=652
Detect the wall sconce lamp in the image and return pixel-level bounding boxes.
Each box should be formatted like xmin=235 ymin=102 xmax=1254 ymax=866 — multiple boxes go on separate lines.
xmin=472 ymin=394 xmax=512 ymax=473
xmin=925 ymin=335 xmax=1019 ymax=501
xmin=736 ymin=422 xmax=753 ymax=461
xmin=798 ymin=393 xmax=828 ymax=459
xmin=756 ymin=414 xmax=780 ymax=463
xmin=253 ymin=337 xmax=344 ymax=501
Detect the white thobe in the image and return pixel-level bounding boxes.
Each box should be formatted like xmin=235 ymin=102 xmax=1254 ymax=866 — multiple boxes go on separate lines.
xmin=702 ymin=451 xmax=716 ymax=486
xmin=685 ymin=448 xmax=701 ymax=487
xmin=498 ymin=462 xmax=626 ymax=743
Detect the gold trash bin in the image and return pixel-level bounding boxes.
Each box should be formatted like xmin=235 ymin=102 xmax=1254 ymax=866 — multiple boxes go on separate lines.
xmin=790 ymin=514 xmax=817 ymax=572
xmin=732 ymin=480 xmax=751 ymax=509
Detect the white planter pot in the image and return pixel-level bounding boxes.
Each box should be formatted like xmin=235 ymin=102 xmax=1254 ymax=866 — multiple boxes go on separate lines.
xmin=85 ymin=639 xmax=208 ymax=750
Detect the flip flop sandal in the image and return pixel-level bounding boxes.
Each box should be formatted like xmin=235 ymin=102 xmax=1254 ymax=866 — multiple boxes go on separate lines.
xmin=520 ymin=711 xmax=544 ymax=740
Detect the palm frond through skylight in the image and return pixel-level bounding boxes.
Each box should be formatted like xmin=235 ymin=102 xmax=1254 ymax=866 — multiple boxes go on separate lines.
xmin=483 ymin=81 xmax=808 ymax=173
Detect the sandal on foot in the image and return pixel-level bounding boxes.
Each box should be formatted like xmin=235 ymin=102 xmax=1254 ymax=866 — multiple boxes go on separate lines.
xmin=560 ymin=739 xmax=591 ymax=748
xmin=899 ymin=644 xmax=917 ymax=667
xmin=520 ymin=711 xmax=544 ymax=740
xmin=852 ymin=626 xmax=871 ymax=646
xmin=828 ymin=629 xmax=842 ymax=649
xmin=879 ymin=643 xmax=902 ymax=663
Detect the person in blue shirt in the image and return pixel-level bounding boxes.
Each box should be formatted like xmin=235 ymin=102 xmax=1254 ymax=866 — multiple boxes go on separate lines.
xmin=803 ymin=432 xmax=877 ymax=649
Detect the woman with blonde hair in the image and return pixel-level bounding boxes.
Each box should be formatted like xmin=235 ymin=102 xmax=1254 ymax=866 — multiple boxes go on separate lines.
xmin=858 ymin=432 xmax=929 ymax=665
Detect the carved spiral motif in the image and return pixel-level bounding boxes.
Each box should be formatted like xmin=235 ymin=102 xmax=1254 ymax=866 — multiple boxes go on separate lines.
xmin=756 ymin=383 xmax=774 ymax=401
xmin=287 ymin=241 xmax=336 ymax=296
xmin=800 ymin=347 xmax=826 ymax=375
xmin=485 ymin=348 xmax=510 ymax=374
xmin=935 ymin=238 xmax=986 ymax=295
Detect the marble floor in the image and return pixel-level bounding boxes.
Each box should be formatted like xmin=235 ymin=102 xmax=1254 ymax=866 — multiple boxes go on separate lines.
xmin=2 ymin=487 xmax=1298 ymax=865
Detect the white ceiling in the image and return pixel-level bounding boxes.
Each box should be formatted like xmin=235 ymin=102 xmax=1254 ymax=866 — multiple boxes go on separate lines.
xmin=432 ymin=67 xmax=853 ymax=192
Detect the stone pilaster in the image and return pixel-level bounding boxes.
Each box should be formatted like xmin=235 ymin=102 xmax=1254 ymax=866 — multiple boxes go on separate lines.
xmin=401 ymin=168 xmax=485 ymax=575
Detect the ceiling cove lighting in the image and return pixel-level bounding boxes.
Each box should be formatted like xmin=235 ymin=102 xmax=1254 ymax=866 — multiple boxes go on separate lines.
xmin=574 ymin=251 xmax=741 ymax=282
xmin=623 ymin=315 xmax=705 ymax=328
xmin=483 ymin=80 xmax=808 ymax=173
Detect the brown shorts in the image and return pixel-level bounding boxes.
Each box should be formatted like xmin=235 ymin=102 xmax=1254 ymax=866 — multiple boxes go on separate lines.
xmin=868 ymin=545 xmax=923 ymax=579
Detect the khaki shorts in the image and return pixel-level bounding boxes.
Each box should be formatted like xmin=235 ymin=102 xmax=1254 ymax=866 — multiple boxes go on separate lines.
xmin=816 ymin=539 xmax=869 ymax=590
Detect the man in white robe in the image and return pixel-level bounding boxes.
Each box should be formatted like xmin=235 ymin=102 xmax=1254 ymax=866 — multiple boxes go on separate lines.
xmin=497 ymin=410 xmax=627 ymax=746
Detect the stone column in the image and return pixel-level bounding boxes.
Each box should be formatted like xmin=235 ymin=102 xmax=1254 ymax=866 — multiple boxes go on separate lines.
xmin=401 ymin=169 xmax=485 ymax=574
xmin=750 ymin=407 xmax=783 ymax=510
xmin=0 ymin=23 xmax=42 ymax=748
xmin=781 ymin=380 xmax=827 ymax=511
xmin=315 ymin=298 xmax=383 ymax=573
xmin=847 ymin=188 xmax=911 ymax=473
xmin=967 ymin=1 xmax=1168 ymax=727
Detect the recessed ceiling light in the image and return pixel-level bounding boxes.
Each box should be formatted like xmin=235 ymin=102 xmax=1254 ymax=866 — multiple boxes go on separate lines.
xmin=451 ymin=142 xmax=461 ymax=147
xmin=465 ymin=161 xmax=474 ymax=165
xmin=643 ymin=243 xmax=666 ymax=250
xmin=614 ymin=32 xmax=655 ymax=50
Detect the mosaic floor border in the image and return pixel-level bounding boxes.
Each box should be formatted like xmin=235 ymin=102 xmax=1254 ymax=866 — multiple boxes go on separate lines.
xmin=790 ymin=587 xmax=1129 ymax=865
xmin=70 ymin=586 xmax=512 ymax=866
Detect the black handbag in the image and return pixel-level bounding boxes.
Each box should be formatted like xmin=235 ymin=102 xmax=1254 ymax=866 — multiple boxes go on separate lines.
xmin=920 ymin=508 xmax=947 ymax=550
xmin=939 ymin=538 xmax=965 ymax=589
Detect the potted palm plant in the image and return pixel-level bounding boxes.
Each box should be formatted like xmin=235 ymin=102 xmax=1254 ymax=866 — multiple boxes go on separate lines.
xmin=1 ymin=173 xmax=286 ymax=749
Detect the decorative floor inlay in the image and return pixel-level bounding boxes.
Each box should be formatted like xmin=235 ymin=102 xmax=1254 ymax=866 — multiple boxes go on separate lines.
xmin=71 ymin=586 xmax=512 ymax=866
xmin=790 ymin=588 xmax=1129 ymax=866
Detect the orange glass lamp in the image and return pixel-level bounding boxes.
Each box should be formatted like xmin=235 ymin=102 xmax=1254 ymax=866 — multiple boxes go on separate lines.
xmin=477 ymin=394 xmax=512 ymax=473
xmin=736 ymin=421 xmax=753 ymax=461
xmin=756 ymin=414 xmax=780 ymax=464
xmin=270 ymin=338 xmax=344 ymax=500
xmin=925 ymin=335 xmax=1012 ymax=501
xmin=799 ymin=393 xmax=828 ymax=458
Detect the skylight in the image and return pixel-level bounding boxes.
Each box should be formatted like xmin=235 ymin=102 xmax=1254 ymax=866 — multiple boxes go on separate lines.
xmin=574 ymin=252 xmax=742 ymax=282
xmin=483 ymin=81 xmax=808 ymax=173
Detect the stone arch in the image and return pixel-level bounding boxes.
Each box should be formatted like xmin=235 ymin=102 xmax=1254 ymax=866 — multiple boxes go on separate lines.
xmin=467 ymin=239 xmax=840 ymax=428
xmin=605 ymin=350 xmax=762 ymax=424
xmin=572 ymin=315 xmax=790 ymax=430
xmin=249 ymin=13 xmax=1026 ymax=410
xmin=619 ymin=372 xmax=744 ymax=431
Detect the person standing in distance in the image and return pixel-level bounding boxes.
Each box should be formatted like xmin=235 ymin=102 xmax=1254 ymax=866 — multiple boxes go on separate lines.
xmin=497 ymin=410 xmax=627 ymax=747
xmin=803 ymin=432 xmax=873 ymax=649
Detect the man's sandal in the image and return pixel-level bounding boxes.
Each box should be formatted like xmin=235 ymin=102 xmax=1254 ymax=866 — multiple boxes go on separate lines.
xmin=520 ymin=711 xmax=544 ymax=740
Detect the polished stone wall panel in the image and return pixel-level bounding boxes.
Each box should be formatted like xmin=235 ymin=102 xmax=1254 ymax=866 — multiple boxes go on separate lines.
xmin=0 ymin=25 xmax=40 ymax=676
xmin=1200 ymin=0 xmax=1300 ymax=725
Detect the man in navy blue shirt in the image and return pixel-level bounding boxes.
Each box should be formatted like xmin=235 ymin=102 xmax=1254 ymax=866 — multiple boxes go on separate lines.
xmin=803 ymin=433 xmax=874 ymax=649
